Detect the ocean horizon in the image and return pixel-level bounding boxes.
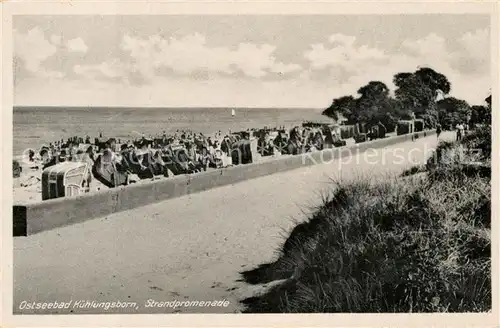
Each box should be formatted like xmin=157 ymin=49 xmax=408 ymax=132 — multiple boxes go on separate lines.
xmin=13 ymin=106 xmax=332 ymax=155
xmin=14 ymin=106 xmax=325 ymax=110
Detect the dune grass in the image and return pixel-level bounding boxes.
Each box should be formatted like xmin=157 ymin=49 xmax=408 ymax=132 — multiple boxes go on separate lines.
xmin=240 ymin=129 xmax=491 ymax=313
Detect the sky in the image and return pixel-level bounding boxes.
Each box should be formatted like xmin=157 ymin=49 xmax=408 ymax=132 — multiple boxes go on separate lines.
xmin=13 ymin=15 xmax=491 ymax=108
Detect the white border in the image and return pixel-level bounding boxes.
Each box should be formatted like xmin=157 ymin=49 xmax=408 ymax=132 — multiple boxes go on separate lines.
xmin=1 ymin=1 xmax=499 ymax=327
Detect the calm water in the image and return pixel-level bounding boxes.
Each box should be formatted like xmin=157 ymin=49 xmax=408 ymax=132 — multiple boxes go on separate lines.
xmin=13 ymin=107 xmax=330 ymax=155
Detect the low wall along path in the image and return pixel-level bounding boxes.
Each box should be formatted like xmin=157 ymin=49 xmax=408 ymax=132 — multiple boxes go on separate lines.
xmin=13 ymin=130 xmax=434 ymax=236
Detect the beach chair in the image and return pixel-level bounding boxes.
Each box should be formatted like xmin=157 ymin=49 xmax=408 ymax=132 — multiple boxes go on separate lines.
xmin=414 ymin=119 xmax=424 ymax=132
xmin=231 ymin=140 xmax=253 ymax=165
xmin=162 ymin=147 xmax=193 ymax=175
xmin=91 ymin=155 xmax=128 ymax=188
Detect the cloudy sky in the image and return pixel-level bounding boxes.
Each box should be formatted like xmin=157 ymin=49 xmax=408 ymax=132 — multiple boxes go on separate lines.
xmin=13 ymin=15 xmax=491 ymax=108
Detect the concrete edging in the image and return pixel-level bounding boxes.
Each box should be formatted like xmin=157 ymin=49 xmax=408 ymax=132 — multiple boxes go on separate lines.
xmin=13 ymin=130 xmax=435 ymax=236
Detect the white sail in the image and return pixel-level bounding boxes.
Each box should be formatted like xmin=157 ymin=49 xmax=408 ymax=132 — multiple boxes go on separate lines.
xmin=231 ymin=109 xmax=236 ymax=117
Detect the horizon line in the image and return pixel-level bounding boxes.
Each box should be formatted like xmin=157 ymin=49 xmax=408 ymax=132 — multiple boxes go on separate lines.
xmin=13 ymin=105 xmax=327 ymax=110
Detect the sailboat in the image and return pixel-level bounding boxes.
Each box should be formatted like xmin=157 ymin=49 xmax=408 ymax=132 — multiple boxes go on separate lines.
xmin=231 ymin=109 xmax=236 ymax=117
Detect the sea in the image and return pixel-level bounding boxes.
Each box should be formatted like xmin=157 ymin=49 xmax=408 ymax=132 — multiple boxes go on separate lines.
xmin=13 ymin=106 xmax=331 ymax=156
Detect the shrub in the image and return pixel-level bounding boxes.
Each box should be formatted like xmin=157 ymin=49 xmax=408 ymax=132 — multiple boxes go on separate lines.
xmin=421 ymin=113 xmax=438 ymax=129
xmin=462 ymin=128 xmax=491 ymax=162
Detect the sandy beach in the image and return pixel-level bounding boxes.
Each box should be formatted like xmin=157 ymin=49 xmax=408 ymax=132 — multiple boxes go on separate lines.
xmin=12 ymin=132 xmax=361 ymax=205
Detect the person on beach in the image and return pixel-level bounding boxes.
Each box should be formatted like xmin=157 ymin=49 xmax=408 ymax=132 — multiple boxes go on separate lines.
xmin=40 ymin=148 xmax=52 ymax=168
xmin=221 ymin=136 xmax=231 ymax=156
xmin=186 ymin=141 xmax=198 ymax=164
xmin=28 ymin=149 xmax=35 ymax=162
xmin=208 ymin=140 xmax=216 ymax=157
xmin=313 ymin=131 xmax=324 ymax=151
xmin=198 ymin=147 xmax=210 ymax=171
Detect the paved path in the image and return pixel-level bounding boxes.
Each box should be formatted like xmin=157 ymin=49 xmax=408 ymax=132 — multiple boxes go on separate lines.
xmin=13 ymin=132 xmax=453 ymax=314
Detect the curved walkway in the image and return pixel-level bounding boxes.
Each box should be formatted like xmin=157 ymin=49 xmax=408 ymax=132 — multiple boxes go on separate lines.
xmin=13 ymin=132 xmax=453 ymax=314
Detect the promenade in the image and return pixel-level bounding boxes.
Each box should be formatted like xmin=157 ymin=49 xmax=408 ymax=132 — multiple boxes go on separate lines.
xmin=13 ymin=132 xmax=453 ymax=314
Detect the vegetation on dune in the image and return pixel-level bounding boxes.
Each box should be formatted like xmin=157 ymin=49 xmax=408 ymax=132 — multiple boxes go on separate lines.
xmin=240 ymin=128 xmax=491 ymax=313
xmin=259 ymin=64 xmax=494 ymax=313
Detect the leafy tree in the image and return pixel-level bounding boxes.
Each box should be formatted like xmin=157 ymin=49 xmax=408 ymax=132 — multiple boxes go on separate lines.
xmin=394 ymin=67 xmax=451 ymax=116
xmin=357 ymin=81 xmax=389 ymax=99
xmin=420 ymin=109 xmax=439 ymax=129
xmin=470 ymin=105 xmax=490 ymax=126
xmin=414 ymin=67 xmax=451 ymax=95
xmin=323 ymin=81 xmax=403 ymax=132
xmin=353 ymin=81 xmax=388 ymax=122
xmin=354 ymin=81 xmax=402 ymax=131
xmin=322 ymin=95 xmax=356 ymax=121
xmin=436 ymin=97 xmax=470 ymax=129
xmin=321 ymin=67 xmax=473 ymax=134
xmin=394 ymin=72 xmax=429 ymax=110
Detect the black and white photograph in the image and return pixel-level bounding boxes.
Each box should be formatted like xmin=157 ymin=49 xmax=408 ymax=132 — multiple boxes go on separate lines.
xmin=2 ymin=1 xmax=497 ymax=326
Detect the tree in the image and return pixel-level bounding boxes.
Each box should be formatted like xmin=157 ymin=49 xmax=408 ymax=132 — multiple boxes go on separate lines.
xmin=322 ymin=81 xmax=402 ymax=132
xmin=352 ymin=81 xmax=388 ymax=124
xmin=357 ymin=81 xmax=389 ymax=99
xmin=414 ymin=67 xmax=451 ymax=95
xmin=436 ymin=97 xmax=471 ymax=129
xmin=393 ymin=67 xmax=451 ymax=116
xmin=354 ymin=81 xmax=400 ymax=131
xmin=322 ymin=68 xmax=456 ymax=133
xmin=420 ymin=109 xmax=439 ymax=129
xmin=470 ymin=105 xmax=490 ymax=127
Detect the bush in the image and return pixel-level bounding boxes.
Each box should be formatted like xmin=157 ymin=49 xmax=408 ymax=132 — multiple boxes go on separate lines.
xmin=421 ymin=113 xmax=438 ymax=129
xmin=13 ymin=160 xmax=22 ymax=178
xmin=462 ymin=128 xmax=491 ymax=162
xmin=401 ymin=165 xmax=426 ymax=177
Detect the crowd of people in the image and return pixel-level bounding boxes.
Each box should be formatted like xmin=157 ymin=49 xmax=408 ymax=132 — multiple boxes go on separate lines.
xmin=434 ymin=122 xmax=468 ymax=141
xmin=18 ymin=121 xmax=395 ymax=192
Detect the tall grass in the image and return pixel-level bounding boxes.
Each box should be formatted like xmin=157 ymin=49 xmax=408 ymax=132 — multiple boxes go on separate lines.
xmin=241 ymin=129 xmax=491 ymax=313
